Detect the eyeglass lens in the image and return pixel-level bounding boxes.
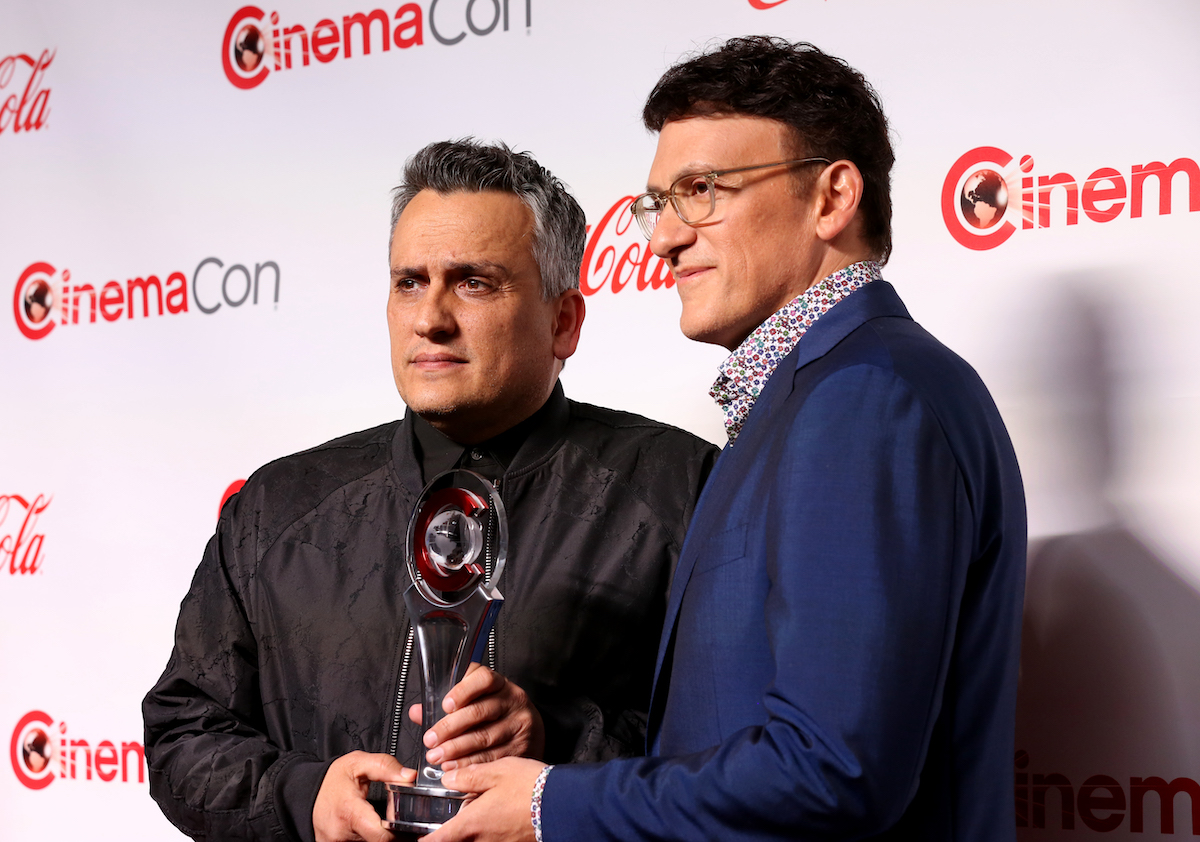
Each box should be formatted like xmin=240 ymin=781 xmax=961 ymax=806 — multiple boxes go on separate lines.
xmin=672 ymin=174 xmax=716 ymax=225
xmin=632 ymin=175 xmax=717 ymax=238
xmin=632 ymin=196 xmax=659 ymax=238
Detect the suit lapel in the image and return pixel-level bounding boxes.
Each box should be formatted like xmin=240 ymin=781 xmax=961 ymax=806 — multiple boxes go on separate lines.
xmin=646 ymin=280 xmax=912 ymax=746
xmin=789 ymin=279 xmax=910 ymax=377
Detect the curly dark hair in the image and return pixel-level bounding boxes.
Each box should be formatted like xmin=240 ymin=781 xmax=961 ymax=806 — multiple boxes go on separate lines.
xmin=643 ymin=37 xmax=894 ymax=262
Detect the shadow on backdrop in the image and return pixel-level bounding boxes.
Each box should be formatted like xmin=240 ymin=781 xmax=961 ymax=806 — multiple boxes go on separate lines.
xmin=1016 ymin=278 xmax=1200 ymax=839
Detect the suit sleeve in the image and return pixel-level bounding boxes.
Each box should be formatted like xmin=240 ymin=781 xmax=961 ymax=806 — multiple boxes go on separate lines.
xmin=542 ymin=365 xmax=969 ymax=840
xmin=142 ymin=493 xmax=333 ymax=842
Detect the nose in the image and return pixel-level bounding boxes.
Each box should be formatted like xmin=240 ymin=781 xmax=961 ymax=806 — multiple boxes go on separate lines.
xmin=413 ymin=282 xmax=457 ymax=340
xmin=648 ymin=201 xmax=696 ymax=260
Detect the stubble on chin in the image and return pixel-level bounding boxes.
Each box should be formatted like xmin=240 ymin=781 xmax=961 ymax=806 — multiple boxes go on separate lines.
xmin=412 ymin=402 xmax=462 ymax=425
xmin=400 ymin=383 xmax=461 ymax=418
xmin=401 ymin=383 xmax=484 ymax=440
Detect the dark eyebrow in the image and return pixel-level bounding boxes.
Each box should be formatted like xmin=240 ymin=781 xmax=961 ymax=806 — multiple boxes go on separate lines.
xmin=647 ymin=162 xmax=716 ymax=193
xmin=390 ymin=261 xmax=513 ymax=280
xmin=446 ymin=261 xmax=512 ymax=279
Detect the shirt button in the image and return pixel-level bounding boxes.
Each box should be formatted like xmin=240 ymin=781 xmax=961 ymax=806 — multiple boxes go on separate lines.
xmin=470 ymin=449 xmax=483 ymax=461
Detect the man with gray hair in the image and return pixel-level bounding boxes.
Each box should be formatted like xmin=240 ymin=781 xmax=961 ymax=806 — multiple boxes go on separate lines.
xmin=143 ymin=139 xmax=717 ymax=842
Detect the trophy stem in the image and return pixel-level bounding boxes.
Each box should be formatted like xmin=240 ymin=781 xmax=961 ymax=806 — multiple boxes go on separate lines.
xmin=387 ymin=581 xmax=503 ymax=833
xmin=414 ymin=611 xmax=468 ymax=786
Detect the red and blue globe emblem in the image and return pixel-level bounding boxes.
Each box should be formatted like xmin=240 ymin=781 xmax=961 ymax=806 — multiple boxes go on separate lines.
xmin=960 ymin=169 xmax=1008 ymax=229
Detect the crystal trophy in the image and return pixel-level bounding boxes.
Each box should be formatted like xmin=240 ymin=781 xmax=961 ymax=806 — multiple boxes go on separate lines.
xmin=386 ymin=469 xmax=506 ymax=835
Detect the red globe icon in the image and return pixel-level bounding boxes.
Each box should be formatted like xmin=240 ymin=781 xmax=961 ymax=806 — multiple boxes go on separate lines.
xmin=235 ymin=24 xmax=265 ymax=72
xmin=960 ymin=169 xmax=1008 ymax=229
xmin=23 ymin=278 xmax=53 ymax=324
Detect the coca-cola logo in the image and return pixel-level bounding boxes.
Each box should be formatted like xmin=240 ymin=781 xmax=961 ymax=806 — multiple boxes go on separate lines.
xmin=0 ymin=494 xmax=50 ymax=576
xmin=222 ymin=1 xmax=532 ymax=90
xmin=10 ymin=711 xmax=144 ymax=790
xmin=0 ymin=49 xmax=52 ymax=136
xmin=12 ymin=256 xmax=281 ymax=342
xmin=942 ymin=145 xmax=1200 ymax=251
xmin=578 ymin=197 xmax=675 ymax=296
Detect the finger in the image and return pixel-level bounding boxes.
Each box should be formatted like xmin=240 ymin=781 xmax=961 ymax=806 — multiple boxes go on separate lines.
xmin=431 ymin=719 xmax=523 ymax=766
xmin=424 ymin=695 xmax=508 ymax=749
xmin=423 ymin=796 xmax=490 ymax=842
xmin=439 ymin=762 xmax=498 ymax=795
xmin=441 ymin=723 xmax=535 ymax=769
xmin=443 ymin=663 xmax=505 ymax=714
xmin=343 ymin=797 xmax=397 ymax=842
xmin=440 ymin=745 xmax=505 ymax=770
xmin=354 ymin=752 xmax=412 ymax=784
xmin=422 ymin=811 xmax=465 ymax=842
xmin=408 ymin=701 xmax=422 ymax=725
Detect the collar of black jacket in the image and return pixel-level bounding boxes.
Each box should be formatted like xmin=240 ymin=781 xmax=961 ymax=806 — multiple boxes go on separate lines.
xmin=400 ymin=380 xmax=570 ymax=488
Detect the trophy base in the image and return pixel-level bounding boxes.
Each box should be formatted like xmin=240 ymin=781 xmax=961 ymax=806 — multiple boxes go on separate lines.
xmin=384 ymin=782 xmax=467 ymax=835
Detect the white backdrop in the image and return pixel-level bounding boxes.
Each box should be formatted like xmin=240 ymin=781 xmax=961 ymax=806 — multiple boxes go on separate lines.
xmin=3 ymin=0 xmax=1200 ymax=838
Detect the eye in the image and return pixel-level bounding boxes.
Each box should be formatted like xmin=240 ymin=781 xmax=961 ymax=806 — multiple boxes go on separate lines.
xmin=461 ymin=277 xmax=493 ymax=293
xmin=678 ymin=176 xmax=711 ymax=198
xmin=634 ymin=193 xmax=664 ymax=213
xmin=394 ymin=277 xmax=419 ymax=291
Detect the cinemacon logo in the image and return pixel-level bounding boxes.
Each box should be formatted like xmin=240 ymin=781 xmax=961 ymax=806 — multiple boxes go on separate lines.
xmin=1016 ymin=751 xmax=1200 ymax=834
xmin=11 ymin=711 xmax=144 ymax=790
xmin=13 ymin=257 xmax=280 ymax=341
xmin=943 ymin=145 xmax=1199 ymax=251
xmin=223 ymin=1 xmax=532 ymax=90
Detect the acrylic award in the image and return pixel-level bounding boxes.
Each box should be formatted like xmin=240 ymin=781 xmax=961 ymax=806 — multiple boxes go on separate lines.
xmin=385 ymin=469 xmax=506 ymax=835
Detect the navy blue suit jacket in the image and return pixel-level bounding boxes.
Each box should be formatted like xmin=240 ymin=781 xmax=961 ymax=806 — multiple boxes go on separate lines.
xmin=543 ymin=281 xmax=1026 ymax=840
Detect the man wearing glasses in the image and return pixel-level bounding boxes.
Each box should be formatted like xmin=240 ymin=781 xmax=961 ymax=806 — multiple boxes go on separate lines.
xmin=431 ymin=37 xmax=1026 ymax=842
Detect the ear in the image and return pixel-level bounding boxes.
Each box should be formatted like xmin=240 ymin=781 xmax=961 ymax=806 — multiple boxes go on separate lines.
xmin=551 ymin=289 xmax=586 ymax=361
xmin=813 ymin=160 xmax=865 ymax=244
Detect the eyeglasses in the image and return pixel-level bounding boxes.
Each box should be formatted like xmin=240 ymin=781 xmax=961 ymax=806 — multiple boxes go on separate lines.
xmin=629 ymin=157 xmax=832 ymax=239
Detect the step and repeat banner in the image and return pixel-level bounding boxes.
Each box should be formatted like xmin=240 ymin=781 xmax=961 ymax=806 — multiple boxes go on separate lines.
xmin=3 ymin=0 xmax=1199 ymax=838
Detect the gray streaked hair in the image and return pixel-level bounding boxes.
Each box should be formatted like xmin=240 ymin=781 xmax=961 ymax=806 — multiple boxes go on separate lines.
xmin=390 ymin=139 xmax=586 ymax=299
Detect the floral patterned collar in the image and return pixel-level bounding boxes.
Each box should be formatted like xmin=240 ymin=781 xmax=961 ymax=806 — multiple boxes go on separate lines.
xmin=710 ymin=261 xmax=882 ymax=443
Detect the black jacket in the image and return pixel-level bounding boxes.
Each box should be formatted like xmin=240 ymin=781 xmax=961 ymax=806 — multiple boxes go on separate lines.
xmin=143 ymin=387 xmax=718 ymax=841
